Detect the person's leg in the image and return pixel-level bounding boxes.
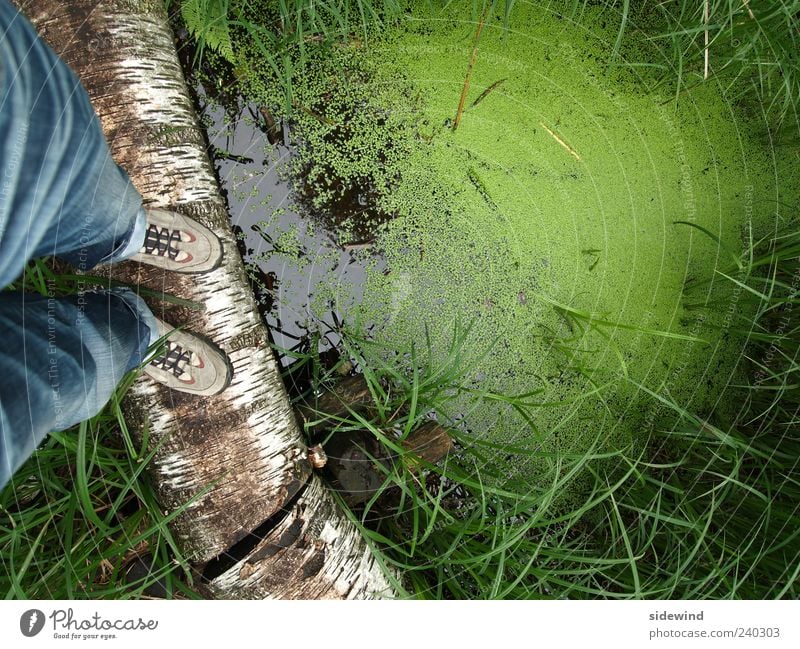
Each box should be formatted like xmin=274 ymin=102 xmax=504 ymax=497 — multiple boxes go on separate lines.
xmin=0 ymin=1 xmax=230 ymax=490
xmin=0 ymin=0 xmax=155 ymax=490
xmin=0 ymin=0 xmax=145 ymax=289
xmin=0 ymin=287 xmax=157 ymax=488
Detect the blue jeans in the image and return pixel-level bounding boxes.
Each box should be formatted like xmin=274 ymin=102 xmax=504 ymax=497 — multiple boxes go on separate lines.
xmin=0 ymin=0 xmax=159 ymax=489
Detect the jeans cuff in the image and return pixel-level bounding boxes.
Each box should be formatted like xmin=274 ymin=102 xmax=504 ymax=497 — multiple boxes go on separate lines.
xmin=102 ymin=206 xmax=147 ymax=264
xmin=107 ymin=287 xmax=160 ymax=372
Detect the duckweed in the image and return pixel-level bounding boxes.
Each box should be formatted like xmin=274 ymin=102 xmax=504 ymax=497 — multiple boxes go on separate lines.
xmin=230 ymin=1 xmax=799 ymax=493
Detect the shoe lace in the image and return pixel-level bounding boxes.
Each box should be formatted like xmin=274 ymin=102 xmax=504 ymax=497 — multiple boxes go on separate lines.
xmin=143 ymin=224 xmax=182 ymax=260
xmin=151 ymin=340 xmax=193 ymax=378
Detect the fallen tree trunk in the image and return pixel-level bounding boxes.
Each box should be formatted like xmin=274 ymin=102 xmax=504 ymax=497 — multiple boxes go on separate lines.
xmin=17 ymin=0 xmax=393 ymax=599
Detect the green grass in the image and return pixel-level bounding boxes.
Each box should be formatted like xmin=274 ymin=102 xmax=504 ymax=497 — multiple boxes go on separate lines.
xmin=624 ymin=223 xmax=800 ymax=598
xmin=564 ymin=0 xmax=800 ymax=132
xmin=6 ymin=231 xmax=797 ymax=599
xmin=285 ymin=223 xmax=800 ymax=598
xmin=184 ymin=0 xmax=799 ymax=598
xmin=175 ymin=0 xmax=403 ymax=108
xmin=0 ymin=262 xmax=198 ymax=599
xmin=178 ymin=0 xmax=800 ymax=130
xmin=2 ymin=0 xmax=797 ymax=600
xmin=246 ymin=0 xmax=790 ymax=491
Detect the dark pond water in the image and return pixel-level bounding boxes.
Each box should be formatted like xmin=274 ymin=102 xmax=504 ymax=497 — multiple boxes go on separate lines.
xmin=196 ymin=94 xmax=386 ymax=367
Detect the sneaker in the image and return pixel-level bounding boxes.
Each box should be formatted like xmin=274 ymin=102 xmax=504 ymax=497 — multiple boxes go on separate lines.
xmin=143 ymin=319 xmax=232 ymax=396
xmin=132 ymin=208 xmax=223 ymax=273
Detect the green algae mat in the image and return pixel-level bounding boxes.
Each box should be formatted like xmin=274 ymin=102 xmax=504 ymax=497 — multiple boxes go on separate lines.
xmin=221 ymin=2 xmax=798 ymax=491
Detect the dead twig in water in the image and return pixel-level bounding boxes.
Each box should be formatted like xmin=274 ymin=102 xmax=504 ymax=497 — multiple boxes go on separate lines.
xmin=453 ymin=3 xmax=490 ymax=131
xmin=539 ymin=121 xmax=581 ymax=161
xmin=255 ymin=105 xmax=283 ymax=145
xmin=342 ymin=239 xmax=375 ymax=252
xmin=210 ymin=146 xmax=254 ymax=164
xmin=703 ymin=0 xmax=710 ymax=80
xmin=292 ymin=99 xmax=338 ymax=127
xmin=469 ymin=78 xmax=507 ymax=110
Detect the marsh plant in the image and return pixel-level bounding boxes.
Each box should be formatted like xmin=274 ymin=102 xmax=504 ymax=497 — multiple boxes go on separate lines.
xmin=3 ymin=0 xmax=797 ymax=599
xmin=290 ymin=225 xmax=800 ymax=598
xmin=178 ymin=0 xmax=800 ymax=130
xmin=174 ymin=0 xmax=799 ymax=598
xmin=177 ymin=0 xmax=403 ymax=108
xmin=581 ymin=0 xmax=800 ymax=130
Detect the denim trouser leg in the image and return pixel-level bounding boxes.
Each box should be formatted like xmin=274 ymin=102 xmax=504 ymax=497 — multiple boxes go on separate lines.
xmin=0 ymin=290 xmax=158 ymax=487
xmin=0 ymin=0 xmax=159 ymax=489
